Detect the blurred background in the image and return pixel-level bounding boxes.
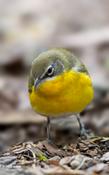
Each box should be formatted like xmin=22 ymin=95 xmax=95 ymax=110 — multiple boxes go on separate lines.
xmin=0 ymin=0 xmax=109 ymax=152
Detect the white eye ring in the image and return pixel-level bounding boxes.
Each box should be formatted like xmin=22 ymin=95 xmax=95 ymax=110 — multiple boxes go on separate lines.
xmin=47 ymin=65 xmax=54 ymax=76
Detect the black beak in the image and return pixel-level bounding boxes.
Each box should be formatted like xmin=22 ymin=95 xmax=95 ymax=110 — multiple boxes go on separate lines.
xmin=34 ymin=73 xmax=46 ymax=89
xmin=34 ymin=78 xmax=41 ymax=88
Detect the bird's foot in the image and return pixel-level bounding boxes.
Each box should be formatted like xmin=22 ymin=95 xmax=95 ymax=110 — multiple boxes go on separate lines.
xmin=76 ymin=115 xmax=89 ymax=139
xmin=79 ymin=126 xmax=89 ymax=139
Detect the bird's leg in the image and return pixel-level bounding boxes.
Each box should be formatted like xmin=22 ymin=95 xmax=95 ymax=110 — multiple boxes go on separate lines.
xmin=76 ymin=114 xmax=88 ymax=138
xmin=47 ymin=117 xmax=52 ymax=143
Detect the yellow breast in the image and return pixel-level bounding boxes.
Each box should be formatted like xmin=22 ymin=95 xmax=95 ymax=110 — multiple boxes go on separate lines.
xmin=29 ymin=70 xmax=94 ymax=117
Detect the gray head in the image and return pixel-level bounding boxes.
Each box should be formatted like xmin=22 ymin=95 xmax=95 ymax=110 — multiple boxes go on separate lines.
xmin=28 ymin=48 xmax=88 ymax=93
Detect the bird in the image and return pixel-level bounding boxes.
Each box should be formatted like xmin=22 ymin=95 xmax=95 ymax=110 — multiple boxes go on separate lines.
xmin=28 ymin=48 xmax=94 ymax=142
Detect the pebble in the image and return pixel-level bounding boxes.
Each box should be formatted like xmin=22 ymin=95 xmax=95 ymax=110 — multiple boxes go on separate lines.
xmin=70 ymin=155 xmax=92 ymax=169
xmin=87 ymin=163 xmax=106 ymax=173
xmin=100 ymin=152 xmax=109 ymax=162
xmin=60 ymin=155 xmax=93 ymax=170
xmin=59 ymin=156 xmax=73 ymax=165
xmin=49 ymin=156 xmax=61 ymax=161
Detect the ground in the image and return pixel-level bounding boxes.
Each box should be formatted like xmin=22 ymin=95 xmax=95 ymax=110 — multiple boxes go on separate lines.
xmin=0 ymin=0 xmax=109 ymax=174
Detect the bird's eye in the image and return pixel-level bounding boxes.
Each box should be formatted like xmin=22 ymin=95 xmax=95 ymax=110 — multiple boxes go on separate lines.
xmin=47 ymin=66 xmax=54 ymax=76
